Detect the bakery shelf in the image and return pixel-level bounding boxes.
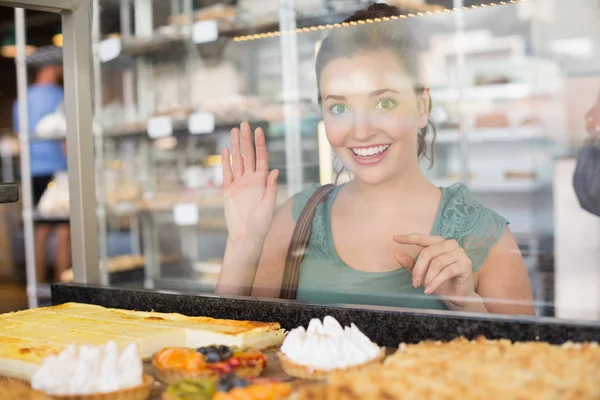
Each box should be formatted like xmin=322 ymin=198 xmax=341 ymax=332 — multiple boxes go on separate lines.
xmin=435 ymin=126 xmax=547 ymax=144
xmin=103 ymin=116 xmax=269 ymax=139
xmin=134 ymin=187 xmax=291 ymax=214
xmin=103 ymin=12 xmax=351 ymax=62
xmin=430 ymin=179 xmax=551 ymax=194
xmin=267 ymin=138 xmax=319 ymax=152
xmin=430 ymin=83 xmax=555 ymax=102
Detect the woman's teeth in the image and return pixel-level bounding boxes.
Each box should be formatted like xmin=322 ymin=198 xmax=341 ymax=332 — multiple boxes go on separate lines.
xmin=352 ymin=144 xmax=390 ymax=158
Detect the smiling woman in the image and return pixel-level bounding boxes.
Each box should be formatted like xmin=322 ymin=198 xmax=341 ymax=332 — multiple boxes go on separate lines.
xmin=216 ymin=3 xmax=535 ymax=317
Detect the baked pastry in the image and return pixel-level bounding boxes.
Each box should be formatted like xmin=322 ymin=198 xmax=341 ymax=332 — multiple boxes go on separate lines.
xmin=162 ymin=375 xmax=292 ymax=400
xmin=278 ymin=316 xmax=385 ymax=380
xmin=293 ymin=336 xmax=600 ymax=400
xmin=30 ymin=342 xmax=153 ymax=400
xmin=212 ymin=379 xmax=292 ymax=400
xmin=0 ymin=303 xmax=285 ymax=381
xmin=47 ymin=375 xmax=153 ymax=400
xmin=0 ymin=378 xmax=50 ymax=400
xmin=161 ymin=379 xmax=215 ymax=400
xmin=153 ymin=346 xmax=268 ymax=383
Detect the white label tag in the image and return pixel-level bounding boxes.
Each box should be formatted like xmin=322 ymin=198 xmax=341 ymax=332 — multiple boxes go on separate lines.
xmin=174 ymin=203 xmax=199 ymax=226
xmin=188 ymin=112 xmax=216 ymax=134
xmin=99 ymin=38 xmax=122 ymax=62
xmin=517 ymin=0 xmax=554 ymax=22
xmin=147 ymin=117 xmax=173 ymax=139
xmin=192 ymin=20 xmax=219 ymax=44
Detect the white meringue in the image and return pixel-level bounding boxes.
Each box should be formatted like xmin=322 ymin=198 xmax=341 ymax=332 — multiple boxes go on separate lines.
xmin=31 ymin=342 xmax=142 ymax=395
xmin=280 ymin=316 xmax=381 ymax=371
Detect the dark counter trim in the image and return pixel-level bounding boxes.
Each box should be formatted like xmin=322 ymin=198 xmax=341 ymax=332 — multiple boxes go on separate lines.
xmin=0 ymin=183 xmax=18 ymax=204
xmin=51 ymin=283 xmax=600 ymax=347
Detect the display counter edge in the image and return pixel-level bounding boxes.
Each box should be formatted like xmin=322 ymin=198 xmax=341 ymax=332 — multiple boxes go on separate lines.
xmin=51 ymin=283 xmax=600 ymax=347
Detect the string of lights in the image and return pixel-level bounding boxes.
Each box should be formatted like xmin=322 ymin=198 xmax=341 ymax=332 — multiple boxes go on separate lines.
xmin=233 ymin=0 xmax=527 ymax=42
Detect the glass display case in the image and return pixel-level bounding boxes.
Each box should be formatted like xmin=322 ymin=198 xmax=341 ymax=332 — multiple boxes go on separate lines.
xmin=4 ymin=2 xmax=600 ymax=397
xmin=93 ymin=0 xmax=384 ymax=293
xmin=88 ymin=0 xmax=598 ymax=317
xmin=12 ymin=0 xmax=600 ymax=320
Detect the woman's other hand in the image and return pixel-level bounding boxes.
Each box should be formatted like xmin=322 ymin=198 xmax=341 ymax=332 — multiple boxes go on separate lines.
xmin=585 ymin=91 xmax=600 ymax=137
xmin=393 ymin=234 xmax=476 ymax=308
xmin=222 ymin=122 xmax=279 ymax=244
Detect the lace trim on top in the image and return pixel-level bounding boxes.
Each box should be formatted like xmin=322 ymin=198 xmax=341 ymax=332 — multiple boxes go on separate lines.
xmin=437 ymin=183 xmax=508 ymax=271
xmin=291 ymin=183 xmax=508 ymax=272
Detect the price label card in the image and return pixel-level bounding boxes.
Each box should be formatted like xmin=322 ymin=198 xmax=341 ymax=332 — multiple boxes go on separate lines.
xmin=188 ymin=112 xmax=216 ymax=134
xmin=147 ymin=117 xmax=173 ymax=139
xmin=174 ymin=203 xmax=199 ymax=226
xmin=99 ymin=37 xmax=122 ymax=62
xmin=192 ymin=20 xmax=219 ymax=44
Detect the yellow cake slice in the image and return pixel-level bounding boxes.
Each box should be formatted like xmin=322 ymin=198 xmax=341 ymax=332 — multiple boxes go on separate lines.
xmin=0 ymin=336 xmax=65 ymax=381
xmin=0 ymin=302 xmax=285 ymax=381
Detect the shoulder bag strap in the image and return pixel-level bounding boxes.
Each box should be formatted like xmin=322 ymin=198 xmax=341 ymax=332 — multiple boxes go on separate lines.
xmin=280 ymin=184 xmax=336 ymax=300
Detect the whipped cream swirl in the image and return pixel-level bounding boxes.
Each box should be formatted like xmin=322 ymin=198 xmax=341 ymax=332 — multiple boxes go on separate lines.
xmin=31 ymin=341 xmax=143 ymax=395
xmin=280 ymin=316 xmax=381 ymax=371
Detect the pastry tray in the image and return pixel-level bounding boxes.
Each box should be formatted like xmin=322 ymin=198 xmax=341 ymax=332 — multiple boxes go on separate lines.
xmin=143 ymin=350 xmax=315 ymax=399
xmin=0 ymin=350 xmax=323 ymax=400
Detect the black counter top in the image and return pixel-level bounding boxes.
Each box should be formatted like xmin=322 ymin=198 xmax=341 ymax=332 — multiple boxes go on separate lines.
xmin=51 ymin=283 xmax=600 ymax=347
xmin=0 ymin=183 xmax=18 ymax=204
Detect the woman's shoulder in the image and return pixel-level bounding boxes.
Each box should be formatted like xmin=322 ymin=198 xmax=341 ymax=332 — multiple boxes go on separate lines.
xmin=439 ymin=183 xmax=509 ymax=271
xmin=440 ymin=183 xmax=507 ymax=220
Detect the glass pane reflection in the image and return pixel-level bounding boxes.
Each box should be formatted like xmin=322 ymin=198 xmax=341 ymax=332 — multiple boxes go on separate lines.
xmin=89 ymin=0 xmax=600 ymax=322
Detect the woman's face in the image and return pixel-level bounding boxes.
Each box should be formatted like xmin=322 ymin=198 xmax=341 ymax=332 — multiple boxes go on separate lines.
xmin=319 ymin=50 xmax=429 ymax=185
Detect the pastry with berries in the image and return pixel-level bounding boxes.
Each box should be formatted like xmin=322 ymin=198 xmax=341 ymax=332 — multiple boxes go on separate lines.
xmin=153 ymin=345 xmax=268 ymax=384
xmin=161 ymin=374 xmax=292 ymax=400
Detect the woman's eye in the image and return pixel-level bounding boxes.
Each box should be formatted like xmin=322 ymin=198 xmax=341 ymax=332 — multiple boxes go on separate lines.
xmin=375 ymin=99 xmax=397 ymax=111
xmin=329 ymin=104 xmax=349 ymax=115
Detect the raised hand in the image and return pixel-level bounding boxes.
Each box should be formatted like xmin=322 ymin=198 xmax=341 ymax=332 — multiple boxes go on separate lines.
xmin=222 ymin=122 xmax=279 ymax=244
xmin=393 ymin=234 xmax=476 ymax=307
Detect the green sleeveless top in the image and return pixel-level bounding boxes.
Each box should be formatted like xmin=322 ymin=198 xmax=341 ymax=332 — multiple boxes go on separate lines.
xmin=291 ymin=183 xmax=509 ymax=310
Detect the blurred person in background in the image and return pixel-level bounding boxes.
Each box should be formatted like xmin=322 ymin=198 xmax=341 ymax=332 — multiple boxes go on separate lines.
xmin=12 ymin=63 xmax=70 ymax=282
xmin=573 ymin=89 xmax=600 ymax=217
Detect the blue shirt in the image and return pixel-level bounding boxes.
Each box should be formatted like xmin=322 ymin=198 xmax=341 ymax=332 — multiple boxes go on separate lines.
xmin=13 ymin=83 xmax=67 ymax=177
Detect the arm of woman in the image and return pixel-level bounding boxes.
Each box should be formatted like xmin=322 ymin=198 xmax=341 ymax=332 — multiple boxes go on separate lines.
xmin=215 ymin=123 xmax=285 ymax=297
xmin=217 ymin=201 xmax=293 ymax=298
xmin=474 ymin=227 xmax=536 ymax=316
xmin=249 ymin=200 xmax=296 ymax=298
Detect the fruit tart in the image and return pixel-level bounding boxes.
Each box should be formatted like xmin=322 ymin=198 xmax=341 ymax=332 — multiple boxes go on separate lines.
xmin=153 ymin=345 xmax=268 ymax=384
xmin=162 ymin=374 xmax=292 ymax=400
xmin=278 ymin=316 xmax=386 ymax=380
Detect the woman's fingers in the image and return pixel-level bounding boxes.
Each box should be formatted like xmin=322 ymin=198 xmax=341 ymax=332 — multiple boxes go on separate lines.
xmin=411 ymin=239 xmax=459 ymax=287
xmin=424 ymin=261 xmax=466 ymax=295
xmin=394 ymin=252 xmax=416 ymax=270
xmin=222 ymin=147 xmax=233 ymax=187
xmin=241 ymin=122 xmax=256 ymax=173
xmin=394 ymin=234 xmax=445 ymax=247
xmin=230 ymin=127 xmax=244 ymax=177
xmin=263 ymin=169 xmax=279 ymax=209
xmin=255 ymin=127 xmax=269 ymax=173
xmin=422 ymin=248 xmax=464 ymax=293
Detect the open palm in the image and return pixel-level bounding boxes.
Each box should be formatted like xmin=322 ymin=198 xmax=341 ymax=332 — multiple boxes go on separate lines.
xmin=222 ymin=122 xmax=279 ymax=243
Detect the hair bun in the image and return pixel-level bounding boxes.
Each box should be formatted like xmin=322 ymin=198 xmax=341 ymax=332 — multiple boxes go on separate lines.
xmin=343 ymin=3 xmax=407 ymax=23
